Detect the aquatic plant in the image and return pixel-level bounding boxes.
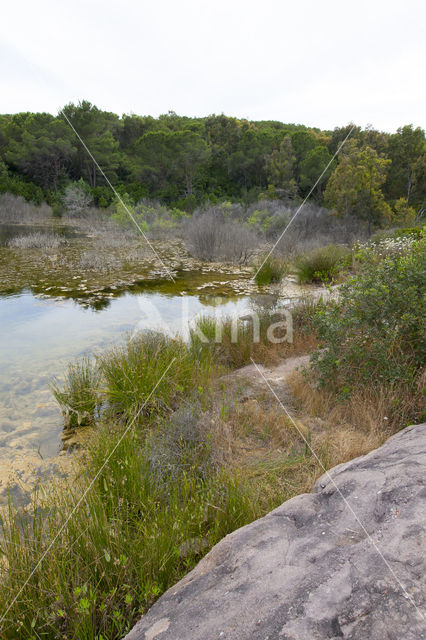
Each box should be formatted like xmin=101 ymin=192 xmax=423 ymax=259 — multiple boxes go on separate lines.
xmin=8 ymin=231 xmax=65 ymax=250
xmin=50 ymin=357 xmax=103 ymax=428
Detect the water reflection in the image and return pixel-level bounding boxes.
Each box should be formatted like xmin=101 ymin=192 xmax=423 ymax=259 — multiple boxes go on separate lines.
xmin=0 ymin=287 xmax=252 ymax=469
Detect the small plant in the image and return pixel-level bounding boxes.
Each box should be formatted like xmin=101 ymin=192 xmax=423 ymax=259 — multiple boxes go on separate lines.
xmin=253 ymin=255 xmax=289 ymax=286
xmin=50 ymin=357 xmax=102 ymax=428
xmin=148 ymin=403 xmax=214 ymax=485
xmin=295 ymin=245 xmax=351 ymax=283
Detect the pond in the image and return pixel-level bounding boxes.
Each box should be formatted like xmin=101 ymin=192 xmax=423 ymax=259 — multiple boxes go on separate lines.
xmin=0 ymin=222 xmax=314 ymax=504
xmin=0 ymin=273 xmax=273 ymax=503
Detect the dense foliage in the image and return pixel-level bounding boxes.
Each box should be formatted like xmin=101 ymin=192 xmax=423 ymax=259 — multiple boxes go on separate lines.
xmin=0 ymin=102 xmax=424 ymax=226
xmin=311 ymin=233 xmax=426 ymax=400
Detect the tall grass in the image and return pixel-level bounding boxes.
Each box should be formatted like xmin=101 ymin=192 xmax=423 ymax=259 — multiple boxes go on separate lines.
xmin=0 ymin=424 xmax=259 ymax=640
xmin=50 ymin=357 xmax=102 ymax=428
xmin=253 ymin=255 xmax=289 ymax=286
xmin=190 ymin=302 xmax=317 ymax=370
xmin=0 ymin=313 xmax=321 ymax=638
xmin=50 ymin=333 xmax=210 ymax=430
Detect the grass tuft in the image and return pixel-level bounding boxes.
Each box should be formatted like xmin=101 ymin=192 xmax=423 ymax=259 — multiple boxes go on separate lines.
xmin=295 ymin=245 xmax=351 ymax=283
xmin=50 ymin=357 xmax=102 ymax=428
xmin=253 ymin=255 xmax=289 ymax=286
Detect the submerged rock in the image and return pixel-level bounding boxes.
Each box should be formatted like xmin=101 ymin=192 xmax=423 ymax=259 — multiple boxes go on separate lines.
xmin=125 ymin=423 xmax=426 ymax=640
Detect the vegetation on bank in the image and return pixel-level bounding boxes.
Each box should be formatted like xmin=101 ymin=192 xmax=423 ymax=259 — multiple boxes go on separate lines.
xmin=310 ymin=233 xmax=425 ymax=415
xmin=1 ymin=232 xmax=424 ymax=639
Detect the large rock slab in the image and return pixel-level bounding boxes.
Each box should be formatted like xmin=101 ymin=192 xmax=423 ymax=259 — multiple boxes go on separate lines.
xmin=125 ymin=424 xmax=426 ymax=640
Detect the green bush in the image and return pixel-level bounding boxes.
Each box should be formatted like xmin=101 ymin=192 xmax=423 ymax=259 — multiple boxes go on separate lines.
xmin=253 ymin=255 xmax=289 ymax=286
xmin=295 ymin=245 xmax=351 ymax=284
xmin=310 ymin=235 xmax=426 ymax=394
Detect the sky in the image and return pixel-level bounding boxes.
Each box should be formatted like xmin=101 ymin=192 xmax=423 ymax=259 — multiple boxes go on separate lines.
xmin=1 ymin=0 xmax=425 ymax=132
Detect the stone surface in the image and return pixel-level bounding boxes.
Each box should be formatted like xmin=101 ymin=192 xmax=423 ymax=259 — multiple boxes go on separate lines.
xmin=124 ymin=424 xmax=426 ymax=640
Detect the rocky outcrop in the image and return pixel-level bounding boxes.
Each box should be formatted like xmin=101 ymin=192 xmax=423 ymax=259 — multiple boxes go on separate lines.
xmin=124 ymin=424 xmax=426 ymax=640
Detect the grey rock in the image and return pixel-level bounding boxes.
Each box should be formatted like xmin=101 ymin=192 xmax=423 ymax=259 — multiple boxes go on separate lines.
xmin=124 ymin=424 xmax=426 ymax=640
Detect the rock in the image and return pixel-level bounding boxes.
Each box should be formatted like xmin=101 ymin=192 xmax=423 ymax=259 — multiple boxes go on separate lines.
xmin=124 ymin=424 xmax=426 ymax=640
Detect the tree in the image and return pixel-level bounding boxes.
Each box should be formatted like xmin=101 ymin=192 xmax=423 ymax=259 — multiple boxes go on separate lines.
xmin=384 ymin=125 xmax=425 ymax=208
xmin=136 ymin=130 xmax=209 ymax=198
xmin=299 ymin=145 xmax=332 ymax=200
xmin=172 ymin=130 xmax=210 ymax=196
xmin=291 ymin=130 xmax=317 ymax=183
xmin=324 ymin=141 xmax=391 ymax=232
xmin=61 ymin=101 xmax=121 ymax=187
xmin=4 ymin=113 xmax=74 ymax=190
xmin=385 ymin=197 xmax=417 ymax=226
xmin=265 ymin=136 xmax=297 ymax=197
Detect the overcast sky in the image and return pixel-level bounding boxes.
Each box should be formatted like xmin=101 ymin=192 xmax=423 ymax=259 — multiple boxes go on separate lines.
xmin=1 ymin=0 xmax=425 ymax=132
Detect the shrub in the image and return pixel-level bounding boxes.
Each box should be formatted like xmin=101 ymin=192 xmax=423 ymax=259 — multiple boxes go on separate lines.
xmin=0 ymin=192 xmax=51 ymax=222
xmin=8 ymin=231 xmax=65 ymax=250
xmin=184 ymin=211 xmax=257 ymax=263
xmin=353 ymin=234 xmax=419 ymax=266
xmin=310 ymin=235 xmax=426 ymax=401
xmin=295 ymin=245 xmax=351 ymax=283
xmin=50 ymin=357 xmax=103 ymax=428
xmin=62 ymin=180 xmax=93 ymax=217
xmin=148 ymin=403 xmax=214 ymax=485
xmin=253 ymin=255 xmax=289 ymax=286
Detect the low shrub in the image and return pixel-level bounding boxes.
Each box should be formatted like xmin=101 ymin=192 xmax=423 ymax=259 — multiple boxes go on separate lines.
xmin=148 ymin=403 xmax=214 ymax=485
xmin=253 ymin=255 xmax=289 ymax=286
xmin=295 ymin=245 xmax=351 ymax=283
xmin=8 ymin=231 xmax=65 ymax=250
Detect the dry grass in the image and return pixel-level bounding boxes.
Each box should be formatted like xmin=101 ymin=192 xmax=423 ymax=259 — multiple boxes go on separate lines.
xmin=209 ymin=361 xmax=413 ymax=509
xmin=288 ymin=369 xmax=425 ymax=435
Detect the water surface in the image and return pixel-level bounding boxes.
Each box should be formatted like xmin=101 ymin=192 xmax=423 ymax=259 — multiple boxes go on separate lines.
xmin=0 ymin=284 xmax=252 ymax=469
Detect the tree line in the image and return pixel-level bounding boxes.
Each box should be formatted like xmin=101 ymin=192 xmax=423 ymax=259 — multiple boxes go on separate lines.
xmin=0 ymin=100 xmax=424 ymax=229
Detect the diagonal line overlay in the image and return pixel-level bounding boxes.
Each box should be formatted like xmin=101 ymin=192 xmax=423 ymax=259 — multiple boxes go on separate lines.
xmin=252 ymin=125 xmax=355 ymax=282
xmin=60 ymin=109 xmax=175 ymax=281
xmin=250 ymin=357 xmax=425 ymax=625
xmin=0 ymin=358 xmax=176 ymax=631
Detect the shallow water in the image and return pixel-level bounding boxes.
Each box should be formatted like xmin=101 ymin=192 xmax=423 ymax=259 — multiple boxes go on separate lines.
xmin=0 ymin=223 xmax=314 ymax=503
xmin=0 ymin=281 xmax=254 ymax=488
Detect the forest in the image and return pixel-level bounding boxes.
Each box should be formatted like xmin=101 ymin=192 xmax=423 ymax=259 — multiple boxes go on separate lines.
xmin=0 ymin=100 xmax=425 ymax=230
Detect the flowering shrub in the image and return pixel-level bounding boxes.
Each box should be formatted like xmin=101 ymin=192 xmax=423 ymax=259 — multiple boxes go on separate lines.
xmin=311 ymin=234 xmax=425 ymax=394
xmin=354 ymin=230 xmax=423 ymax=265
